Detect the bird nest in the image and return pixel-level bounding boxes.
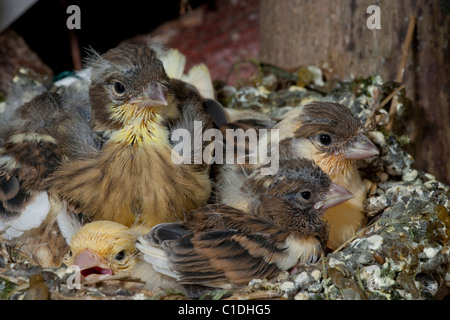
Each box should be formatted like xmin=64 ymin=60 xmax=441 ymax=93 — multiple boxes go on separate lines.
xmin=0 ymin=67 xmax=449 ymax=300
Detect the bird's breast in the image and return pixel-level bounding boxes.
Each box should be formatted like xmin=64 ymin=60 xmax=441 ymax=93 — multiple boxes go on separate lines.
xmin=93 ymin=140 xmax=211 ymax=227
xmin=50 ymin=134 xmax=212 ymax=229
xmin=109 ymin=115 xmax=169 ymax=147
xmin=279 ymin=234 xmax=323 ymax=267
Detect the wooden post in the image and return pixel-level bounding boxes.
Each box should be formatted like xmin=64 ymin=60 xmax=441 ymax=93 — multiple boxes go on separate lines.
xmin=260 ymin=0 xmax=450 ymax=184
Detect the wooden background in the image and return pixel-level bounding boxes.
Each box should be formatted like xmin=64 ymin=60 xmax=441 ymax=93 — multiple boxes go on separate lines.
xmin=260 ymin=0 xmax=450 ymax=184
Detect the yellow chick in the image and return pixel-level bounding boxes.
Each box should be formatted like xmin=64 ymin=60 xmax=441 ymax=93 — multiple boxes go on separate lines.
xmin=63 ymin=220 xmax=171 ymax=289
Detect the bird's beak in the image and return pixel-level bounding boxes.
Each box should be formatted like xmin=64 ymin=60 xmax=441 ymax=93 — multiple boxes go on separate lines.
xmin=314 ymin=182 xmax=354 ymax=210
xmin=129 ymin=81 xmax=168 ymax=108
xmin=73 ymin=249 xmax=113 ymax=282
xmin=345 ymin=133 xmax=379 ymax=159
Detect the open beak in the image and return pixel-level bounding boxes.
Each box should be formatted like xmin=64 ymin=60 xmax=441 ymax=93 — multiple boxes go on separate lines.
xmin=345 ymin=133 xmax=379 ymax=160
xmin=129 ymin=81 xmax=168 ymax=108
xmin=73 ymin=249 xmax=113 ymax=282
xmin=314 ymin=182 xmax=354 ymax=210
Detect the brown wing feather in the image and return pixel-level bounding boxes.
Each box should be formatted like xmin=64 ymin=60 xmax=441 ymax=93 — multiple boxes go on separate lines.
xmin=0 ymin=92 xmax=63 ymax=218
xmin=153 ymin=205 xmax=290 ymax=287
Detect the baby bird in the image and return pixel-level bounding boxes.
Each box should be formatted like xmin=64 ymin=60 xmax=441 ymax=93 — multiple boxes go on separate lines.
xmin=47 ymin=44 xmax=216 ymax=228
xmin=137 ymin=158 xmax=353 ymax=291
xmin=219 ymin=101 xmax=379 ymax=250
xmin=46 ymin=45 xmax=210 ymax=228
xmin=64 ymin=219 xmax=185 ymax=291
xmin=63 ymin=221 xmax=145 ymax=283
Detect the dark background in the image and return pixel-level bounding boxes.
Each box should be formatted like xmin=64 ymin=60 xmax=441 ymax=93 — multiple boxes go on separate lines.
xmin=10 ymin=0 xmax=211 ymax=74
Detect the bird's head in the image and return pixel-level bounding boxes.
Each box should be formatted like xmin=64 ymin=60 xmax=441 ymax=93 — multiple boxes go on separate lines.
xmin=245 ymin=158 xmax=353 ymax=235
xmin=289 ymin=102 xmax=379 ymax=177
xmin=87 ymin=44 xmax=178 ymax=145
xmin=64 ymin=220 xmax=140 ymax=283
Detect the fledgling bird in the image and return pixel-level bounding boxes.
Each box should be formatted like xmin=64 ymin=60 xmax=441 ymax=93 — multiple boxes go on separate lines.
xmin=218 ymin=101 xmax=379 ymax=250
xmin=0 ymin=44 xmax=221 ymax=266
xmin=47 ymin=44 xmax=215 ymax=228
xmin=137 ymin=158 xmax=353 ymax=291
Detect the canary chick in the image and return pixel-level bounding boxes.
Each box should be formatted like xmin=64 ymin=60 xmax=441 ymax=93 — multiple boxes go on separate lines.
xmin=65 ymin=220 xmax=176 ymax=289
xmin=273 ymin=102 xmax=379 ymax=250
xmin=64 ymin=221 xmax=142 ymax=282
xmin=137 ymin=158 xmax=353 ymax=291
xmin=48 ymin=44 xmax=214 ymax=228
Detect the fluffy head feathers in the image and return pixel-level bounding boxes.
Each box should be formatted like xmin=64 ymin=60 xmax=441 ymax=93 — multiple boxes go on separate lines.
xmin=64 ymin=221 xmax=142 ymax=279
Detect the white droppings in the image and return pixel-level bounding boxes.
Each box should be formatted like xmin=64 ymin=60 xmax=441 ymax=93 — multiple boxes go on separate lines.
xmin=280 ymin=281 xmax=295 ymax=292
xmin=367 ymin=235 xmax=384 ymax=250
xmin=311 ymin=269 xmax=322 ymax=281
xmin=328 ymin=257 xmax=345 ymax=268
xmin=403 ymin=169 xmax=419 ymax=182
xmin=294 ymin=272 xmax=310 ymax=288
xmin=294 ymin=291 xmax=310 ymax=300
xmin=423 ymin=247 xmax=437 ymax=259
xmin=360 ymin=265 xmax=395 ymax=291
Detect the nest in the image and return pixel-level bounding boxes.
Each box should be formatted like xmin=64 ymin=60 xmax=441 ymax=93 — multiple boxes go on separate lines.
xmin=1 ymin=66 xmax=449 ymax=300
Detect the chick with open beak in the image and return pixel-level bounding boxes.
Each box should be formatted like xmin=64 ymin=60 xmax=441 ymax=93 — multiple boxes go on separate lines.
xmin=64 ymin=221 xmax=141 ymax=283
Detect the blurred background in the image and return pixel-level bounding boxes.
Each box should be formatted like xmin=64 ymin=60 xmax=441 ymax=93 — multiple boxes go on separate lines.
xmin=0 ymin=0 xmax=448 ymax=185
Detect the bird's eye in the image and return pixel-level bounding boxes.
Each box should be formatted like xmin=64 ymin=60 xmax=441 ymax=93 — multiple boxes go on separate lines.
xmin=68 ymin=250 xmax=72 ymax=257
xmin=115 ymin=250 xmax=126 ymax=261
xmin=113 ymin=81 xmax=126 ymax=96
xmin=300 ymin=191 xmax=312 ymax=200
xmin=319 ymin=134 xmax=332 ymax=146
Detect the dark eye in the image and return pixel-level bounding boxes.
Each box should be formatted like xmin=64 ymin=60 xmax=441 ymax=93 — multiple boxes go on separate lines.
xmin=319 ymin=134 xmax=332 ymax=146
xmin=300 ymin=191 xmax=312 ymax=200
xmin=113 ymin=81 xmax=126 ymax=95
xmin=115 ymin=250 xmax=126 ymax=261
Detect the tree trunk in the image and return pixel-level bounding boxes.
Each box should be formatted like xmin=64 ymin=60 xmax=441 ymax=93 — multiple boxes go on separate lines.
xmin=260 ymin=0 xmax=450 ymax=185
